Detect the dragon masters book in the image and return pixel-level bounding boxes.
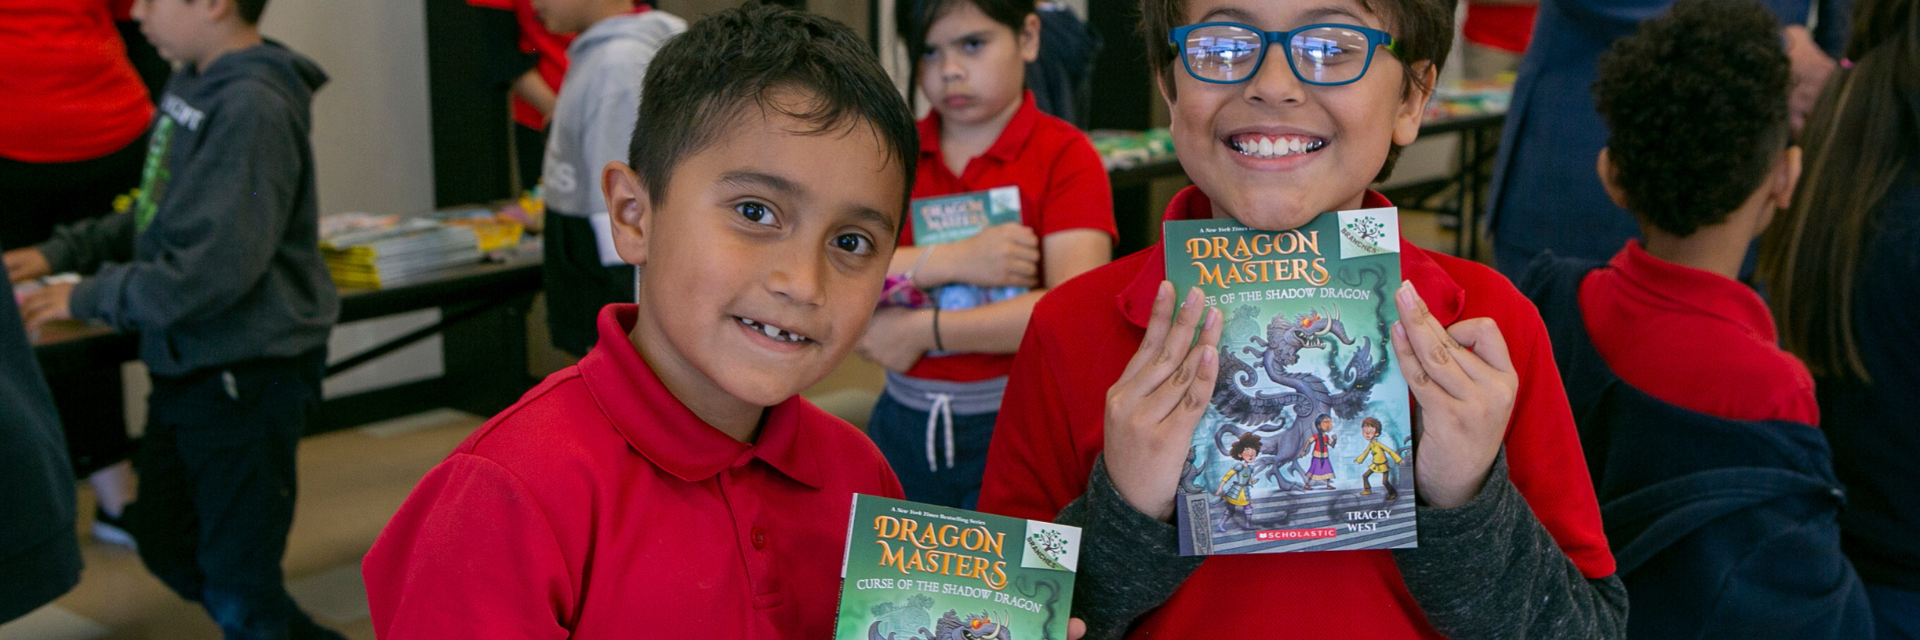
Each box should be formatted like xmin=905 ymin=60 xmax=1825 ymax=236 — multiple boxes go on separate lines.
xmin=1163 ymin=207 xmax=1417 ymax=555
xmin=835 ymin=494 xmax=1078 ymax=640
xmin=910 ymin=187 xmax=1026 ymax=354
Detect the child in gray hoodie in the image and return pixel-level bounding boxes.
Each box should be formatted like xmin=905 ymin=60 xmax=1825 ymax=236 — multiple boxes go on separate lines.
xmin=3 ymin=0 xmax=341 ymax=637
xmin=535 ymin=0 xmax=685 ymax=357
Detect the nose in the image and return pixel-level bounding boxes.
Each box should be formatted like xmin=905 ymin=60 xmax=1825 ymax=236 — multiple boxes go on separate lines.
xmin=763 ymin=244 xmax=826 ymax=308
xmin=1244 ymin=40 xmax=1306 ymax=106
xmin=938 ymin=52 xmax=965 ymax=83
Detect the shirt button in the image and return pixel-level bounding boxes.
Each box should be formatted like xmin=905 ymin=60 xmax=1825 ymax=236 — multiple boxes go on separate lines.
xmin=751 ymin=527 xmax=767 ymax=550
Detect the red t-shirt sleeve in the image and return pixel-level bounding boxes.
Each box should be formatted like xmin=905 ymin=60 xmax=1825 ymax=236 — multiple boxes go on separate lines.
xmin=978 ymin=306 xmax=1094 ymax=521
xmin=1035 ymin=130 xmax=1118 ymax=243
xmin=110 ymin=0 xmax=135 ymax=21
xmin=364 ymin=454 xmax=574 ymax=640
xmin=1488 ymin=292 xmax=1619 ymax=579
xmin=465 ymin=0 xmax=515 ymax=9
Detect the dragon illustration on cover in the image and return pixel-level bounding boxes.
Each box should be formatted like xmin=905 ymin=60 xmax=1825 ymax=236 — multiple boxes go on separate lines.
xmin=1204 ymin=266 xmax=1395 ymax=493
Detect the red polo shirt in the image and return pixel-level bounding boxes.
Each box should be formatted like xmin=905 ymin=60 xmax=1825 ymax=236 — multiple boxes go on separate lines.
xmin=364 ymin=304 xmax=904 ymax=639
xmin=467 ymin=0 xmax=574 ymax=130
xmin=977 ymin=186 xmax=1614 ymax=638
xmin=1579 ymin=240 xmax=1818 ymax=425
xmin=902 ymin=90 xmax=1116 ymax=382
xmin=0 ymin=0 xmax=153 ymax=163
xmin=1463 ymin=3 xmax=1537 ymax=54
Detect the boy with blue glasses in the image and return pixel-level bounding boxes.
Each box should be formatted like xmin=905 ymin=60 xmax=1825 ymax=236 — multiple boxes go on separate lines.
xmin=976 ymin=0 xmax=1627 ymax=637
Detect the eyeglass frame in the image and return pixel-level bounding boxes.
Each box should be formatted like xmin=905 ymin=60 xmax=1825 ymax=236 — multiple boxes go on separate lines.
xmin=1167 ymin=22 xmax=1398 ymax=87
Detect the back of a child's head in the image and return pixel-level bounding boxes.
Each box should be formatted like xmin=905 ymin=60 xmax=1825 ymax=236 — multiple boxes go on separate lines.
xmin=629 ymin=3 xmax=918 ymax=208
xmin=1593 ymin=0 xmax=1791 ymax=237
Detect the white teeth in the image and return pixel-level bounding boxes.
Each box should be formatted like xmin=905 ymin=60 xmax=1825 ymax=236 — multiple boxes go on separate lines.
xmin=739 ymin=316 xmax=807 ymax=343
xmin=1232 ymin=136 xmax=1325 ymax=159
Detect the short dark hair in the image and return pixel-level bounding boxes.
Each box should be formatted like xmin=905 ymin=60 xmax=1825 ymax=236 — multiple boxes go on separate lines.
xmin=1593 ymin=0 xmax=1791 ymax=237
xmin=629 ymin=3 xmax=918 ymax=212
xmin=896 ymin=0 xmax=1035 ymax=108
xmin=1138 ymin=0 xmax=1454 ymax=182
xmin=235 ymin=0 xmax=266 ymax=24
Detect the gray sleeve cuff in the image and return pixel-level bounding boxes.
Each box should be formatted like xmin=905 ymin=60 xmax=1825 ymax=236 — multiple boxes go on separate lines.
xmin=35 ymin=239 xmax=76 ymax=275
xmin=1055 ymin=454 xmax=1204 ymax=640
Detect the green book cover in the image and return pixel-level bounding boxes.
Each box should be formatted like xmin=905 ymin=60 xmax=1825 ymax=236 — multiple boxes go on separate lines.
xmin=910 ymin=187 xmax=1027 ymax=343
xmin=1163 ymin=207 xmax=1417 ymax=555
xmin=834 ymin=494 xmax=1078 ymax=640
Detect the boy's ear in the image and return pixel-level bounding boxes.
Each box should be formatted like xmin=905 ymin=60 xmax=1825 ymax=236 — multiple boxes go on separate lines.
xmin=202 ymin=0 xmax=236 ymax=22
xmin=1018 ymin=13 xmax=1042 ymax=64
xmin=602 ymin=161 xmax=653 ymax=267
xmin=1595 ymin=148 xmax=1631 ymax=210
xmin=1391 ymin=62 xmax=1438 ymax=147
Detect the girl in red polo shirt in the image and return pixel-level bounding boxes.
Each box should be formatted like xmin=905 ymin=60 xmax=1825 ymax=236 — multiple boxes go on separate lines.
xmin=855 ymin=0 xmax=1116 ymax=509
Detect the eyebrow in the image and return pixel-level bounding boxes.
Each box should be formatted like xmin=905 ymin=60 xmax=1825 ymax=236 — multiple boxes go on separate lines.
xmin=1197 ymin=4 xmax=1373 ymax=29
xmin=718 ymin=170 xmax=803 ymax=196
xmin=849 ymin=205 xmax=899 ymax=236
xmin=932 ymin=29 xmax=996 ymax=49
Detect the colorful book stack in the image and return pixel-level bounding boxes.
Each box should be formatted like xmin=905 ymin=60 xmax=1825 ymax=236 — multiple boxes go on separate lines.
xmin=319 ymin=213 xmax=484 ymax=289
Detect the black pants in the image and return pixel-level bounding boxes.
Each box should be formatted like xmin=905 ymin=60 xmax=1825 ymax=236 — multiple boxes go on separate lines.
xmin=542 ymin=213 xmax=634 ymax=357
xmin=126 ymin=350 xmax=344 ymax=640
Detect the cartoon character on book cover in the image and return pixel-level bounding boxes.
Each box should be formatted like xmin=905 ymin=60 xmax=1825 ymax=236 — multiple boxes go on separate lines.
xmin=1166 ymin=208 xmax=1418 ymax=555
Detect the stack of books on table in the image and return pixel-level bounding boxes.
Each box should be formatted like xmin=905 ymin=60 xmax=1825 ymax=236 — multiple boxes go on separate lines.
xmin=319 ymin=213 xmax=484 ymax=289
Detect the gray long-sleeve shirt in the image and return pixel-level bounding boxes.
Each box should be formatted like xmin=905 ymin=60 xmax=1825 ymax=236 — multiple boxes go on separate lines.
xmin=1060 ymin=452 xmax=1629 ymax=640
xmin=39 ymin=42 xmax=337 ymax=376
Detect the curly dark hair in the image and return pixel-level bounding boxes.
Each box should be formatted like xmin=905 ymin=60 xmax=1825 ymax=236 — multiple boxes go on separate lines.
xmin=1592 ymin=0 xmax=1792 ymax=237
xmin=1138 ymin=0 xmax=1455 ymax=183
xmin=1230 ymin=433 xmax=1262 ymax=458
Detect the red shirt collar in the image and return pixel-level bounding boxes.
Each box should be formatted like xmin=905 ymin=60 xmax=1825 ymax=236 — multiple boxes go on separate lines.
xmin=1606 ymin=239 xmax=1777 ymax=342
xmin=917 ymin=90 xmax=1041 ymax=168
xmin=1118 ymin=185 xmax=1465 ymax=328
xmin=575 ymin=304 xmax=824 ymax=489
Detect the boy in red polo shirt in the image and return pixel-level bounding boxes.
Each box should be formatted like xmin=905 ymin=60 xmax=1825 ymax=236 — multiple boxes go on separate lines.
xmin=1521 ymin=2 xmax=1870 ymax=635
xmin=975 ymin=0 xmax=1627 ymax=637
xmin=362 ymin=6 xmax=920 ymax=638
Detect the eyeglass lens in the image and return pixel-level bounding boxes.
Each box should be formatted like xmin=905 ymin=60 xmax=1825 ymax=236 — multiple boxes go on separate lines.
xmin=1183 ymin=25 xmax=1373 ymax=84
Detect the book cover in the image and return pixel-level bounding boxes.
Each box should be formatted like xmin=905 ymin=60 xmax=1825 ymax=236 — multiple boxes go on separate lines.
xmin=909 ymin=187 xmax=1026 ymax=349
xmin=835 ymin=494 xmax=1078 ymax=640
xmin=1163 ymin=207 xmax=1416 ymax=555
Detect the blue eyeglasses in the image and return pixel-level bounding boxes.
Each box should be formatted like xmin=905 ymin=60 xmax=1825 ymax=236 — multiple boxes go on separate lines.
xmin=1169 ymin=22 xmax=1397 ymax=86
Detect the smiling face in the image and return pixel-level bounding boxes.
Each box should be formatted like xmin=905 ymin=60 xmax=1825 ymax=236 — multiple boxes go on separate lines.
xmin=917 ymin=1 xmax=1039 ymax=127
xmin=605 ymin=89 xmax=906 ymax=417
xmin=1163 ymin=0 xmax=1432 ymax=229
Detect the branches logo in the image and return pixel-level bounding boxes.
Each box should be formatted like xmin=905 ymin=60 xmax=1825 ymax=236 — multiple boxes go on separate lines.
xmin=1336 ymin=208 xmax=1400 ymax=259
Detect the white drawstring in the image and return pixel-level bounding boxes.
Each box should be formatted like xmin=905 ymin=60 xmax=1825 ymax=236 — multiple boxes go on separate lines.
xmin=924 ymin=392 xmax=956 ymax=472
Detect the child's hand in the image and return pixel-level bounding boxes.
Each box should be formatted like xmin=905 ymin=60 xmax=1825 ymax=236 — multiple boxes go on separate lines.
xmin=20 ymin=281 xmax=75 ymax=333
xmin=1390 ymin=281 xmax=1517 ymax=510
xmin=949 ymin=223 xmax=1039 ymax=288
xmin=3 ymin=248 xmax=50 ymax=284
xmin=1103 ymin=283 xmax=1222 ymax=521
xmin=855 ymin=307 xmax=934 ymax=372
